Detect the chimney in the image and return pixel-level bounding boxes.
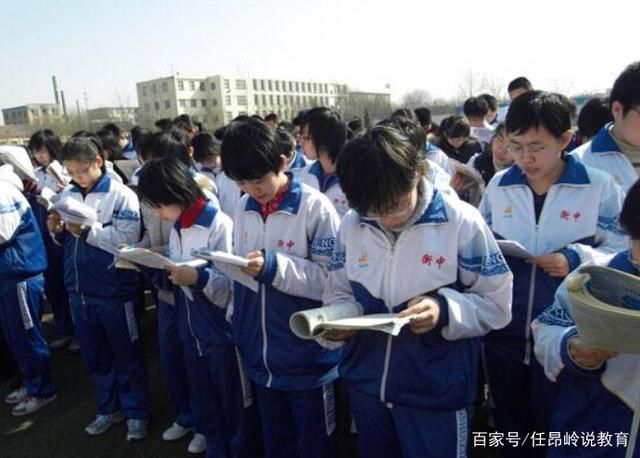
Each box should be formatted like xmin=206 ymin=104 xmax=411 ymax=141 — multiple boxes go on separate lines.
xmin=60 ymin=90 xmax=68 ymax=118
xmin=52 ymin=76 xmax=60 ymax=106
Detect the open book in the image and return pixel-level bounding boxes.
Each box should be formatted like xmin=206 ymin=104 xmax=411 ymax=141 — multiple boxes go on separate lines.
xmin=35 ymin=187 xmax=61 ymax=211
xmin=191 ymin=248 xmax=250 ymax=268
xmin=191 ymin=248 xmax=258 ymax=293
xmin=0 ymin=164 xmax=24 ymax=191
xmin=497 ymin=240 xmax=534 ymax=259
xmin=0 ymin=145 xmax=36 ymax=181
xmin=290 ymin=302 xmax=414 ymax=339
xmin=117 ymin=247 xmax=207 ymax=270
xmin=567 ymin=265 xmax=640 ymax=353
xmin=52 ymin=197 xmax=98 ymax=225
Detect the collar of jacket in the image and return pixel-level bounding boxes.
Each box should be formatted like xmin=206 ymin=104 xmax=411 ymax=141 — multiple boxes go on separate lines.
xmin=498 ymin=154 xmax=590 ymax=188
xmin=244 ymin=172 xmax=303 ymax=215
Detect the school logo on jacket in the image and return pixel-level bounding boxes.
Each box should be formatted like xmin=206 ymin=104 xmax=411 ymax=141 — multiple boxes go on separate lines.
xmin=277 ymin=239 xmax=295 ymax=252
xmin=358 ymin=254 xmax=368 ymax=268
xmin=421 ymin=253 xmax=446 ymax=269
xmin=560 ymin=210 xmax=582 ymax=222
xmin=503 ymin=206 xmax=513 ymax=219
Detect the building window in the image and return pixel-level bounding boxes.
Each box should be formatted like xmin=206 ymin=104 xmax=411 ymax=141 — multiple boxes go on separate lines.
xmin=225 ymin=95 xmax=231 ymax=105
xmin=210 ymin=82 xmax=216 ymax=90
xmin=142 ymin=86 xmax=147 ymax=96
xmin=237 ymin=95 xmax=248 ymax=106
xmin=162 ymin=81 xmax=168 ymax=92
xmin=224 ymin=79 xmax=230 ymax=90
xmin=267 ymin=80 xmax=272 ymax=91
xmin=239 ymin=111 xmax=247 ymax=116
xmin=295 ymin=82 xmax=300 ymax=92
xmin=269 ymin=95 xmax=274 ymax=105
xmin=154 ymin=101 xmax=160 ymax=111
xmin=178 ymin=80 xmax=184 ymax=91
xmin=275 ymin=80 xmax=280 ymax=91
xmin=253 ymin=79 xmax=258 ymax=91
xmin=225 ymin=111 xmax=233 ymax=121
xmin=236 ymin=80 xmax=246 ymax=90
xmin=152 ymin=84 xmax=157 ymax=94
xmin=254 ymin=95 xmax=259 ymax=105
xmin=260 ymin=80 xmax=265 ymax=91
xmin=189 ymin=80 xmax=195 ymax=90
xmin=212 ymin=99 xmax=218 ymax=106
xmin=144 ymin=103 xmax=150 ymax=111
xmin=179 ymin=100 xmax=186 ymax=108
xmin=200 ymin=81 xmax=205 ymax=91
xmin=164 ymin=100 xmax=171 ymax=109
xmin=276 ymin=95 xmax=281 ymax=105
xmin=201 ymin=99 xmax=207 ymax=107
xmin=262 ymin=95 xmax=267 ymax=105
xmin=190 ymin=99 xmax=197 ymax=108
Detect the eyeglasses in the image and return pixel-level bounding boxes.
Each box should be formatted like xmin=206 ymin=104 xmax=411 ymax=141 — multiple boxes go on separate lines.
xmin=507 ymin=144 xmax=547 ymax=156
xmin=362 ymin=193 xmax=415 ymax=221
xmin=66 ymin=163 xmax=95 ymax=179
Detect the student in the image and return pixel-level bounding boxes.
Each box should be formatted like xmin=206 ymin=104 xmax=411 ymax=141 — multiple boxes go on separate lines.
xmin=72 ymin=131 xmax=124 ymax=184
xmin=103 ymin=123 xmax=136 ymax=160
xmin=298 ymin=107 xmax=350 ymax=217
xmin=47 ymin=136 xmax=149 ymax=441
xmin=27 ymin=129 xmax=75 ymax=351
xmin=323 ymin=124 xmax=512 ymax=457
xmin=412 ymin=107 xmax=453 ymax=173
xmin=508 ymin=76 xmax=533 ymax=101
xmin=572 ymin=61 xmax=640 ymax=192
xmin=532 ymin=178 xmax=640 ymax=457
xmin=463 ymin=96 xmax=495 ymax=148
xmin=173 ymin=114 xmax=199 ymax=140
xmin=480 ymin=93 xmax=499 ymax=126
xmin=0 ymin=173 xmax=56 ymax=416
xmin=275 ymin=125 xmax=308 ymax=172
xmin=438 ymin=115 xmax=483 ymax=164
xmin=96 ymin=128 xmax=129 ymax=183
xmin=137 ymin=157 xmax=256 ymax=457
xmin=478 ymin=91 xmax=627 ymax=456
xmin=291 ymin=110 xmax=308 ymax=166
xmin=192 ymin=132 xmax=222 ymax=183
xmin=264 ymin=112 xmax=279 ymax=129
xmin=346 ymin=117 xmax=365 ymax=139
xmin=221 ymin=118 xmax=341 ymax=458
xmin=468 ymin=123 xmax=514 ymax=185
xmin=576 ymin=97 xmax=613 ymax=143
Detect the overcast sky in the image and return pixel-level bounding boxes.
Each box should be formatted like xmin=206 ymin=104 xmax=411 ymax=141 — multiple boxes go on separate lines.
xmin=1 ymin=0 xmax=638 ymax=118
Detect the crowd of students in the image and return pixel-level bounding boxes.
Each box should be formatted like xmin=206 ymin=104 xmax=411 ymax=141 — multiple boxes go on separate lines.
xmin=0 ymin=60 xmax=639 ymax=458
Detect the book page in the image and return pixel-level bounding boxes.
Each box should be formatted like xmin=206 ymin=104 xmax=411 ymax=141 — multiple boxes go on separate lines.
xmin=290 ymin=302 xmax=363 ymax=339
xmin=52 ymin=197 xmax=98 ymax=225
xmin=497 ymin=240 xmax=534 ymax=259
xmin=191 ymin=248 xmax=250 ymax=267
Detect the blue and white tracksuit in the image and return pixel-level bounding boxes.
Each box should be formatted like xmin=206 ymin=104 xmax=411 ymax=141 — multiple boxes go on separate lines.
xmin=323 ymin=177 xmax=513 ymax=458
xmin=54 ymin=173 xmax=149 ymax=419
xmin=298 ymin=161 xmax=349 ymax=218
xmin=216 ymin=171 xmax=243 ymax=219
xmin=231 ymin=176 xmax=341 ymax=458
xmin=288 ymin=146 xmax=309 ymax=171
xmin=425 ymin=141 xmax=453 ymax=175
xmin=532 ymin=252 xmax=640 ymax=458
xmin=170 ymin=201 xmax=259 ymax=458
xmin=572 ymin=123 xmax=638 ymax=193
xmin=33 ymin=162 xmax=73 ymax=339
xmin=0 ymin=181 xmax=54 ymax=399
xmin=478 ymin=155 xmax=627 ymax=451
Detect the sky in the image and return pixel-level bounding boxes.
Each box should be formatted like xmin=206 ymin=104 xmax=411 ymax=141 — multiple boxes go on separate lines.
xmin=1 ymin=0 xmax=638 ymax=121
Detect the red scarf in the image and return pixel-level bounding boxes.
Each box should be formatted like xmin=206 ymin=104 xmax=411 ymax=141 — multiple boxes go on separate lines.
xmin=260 ymin=180 xmax=290 ymax=220
xmin=180 ymin=197 xmax=208 ymax=228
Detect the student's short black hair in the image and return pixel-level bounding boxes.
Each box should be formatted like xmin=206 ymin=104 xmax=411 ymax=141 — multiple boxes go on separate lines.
xmin=28 ymin=129 xmax=62 ymax=162
xmin=102 ymin=123 xmax=122 ymax=137
xmin=264 ymin=113 xmax=279 ymax=123
xmin=337 ymin=125 xmax=426 ymax=216
xmin=610 ymin=61 xmax=640 ymax=115
xmin=137 ymin=157 xmax=205 ymax=209
xmin=505 ymin=90 xmax=571 ymax=138
xmin=292 ymin=110 xmax=307 ymax=127
xmin=150 ymin=128 xmax=192 ymax=165
xmin=61 ymin=136 xmax=101 ymax=163
xmin=620 ymin=179 xmax=640 ymax=239
xmin=413 ymin=107 xmax=432 ymax=127
xmin=463 ymin=97 xmax=489 ymax=119
xmin=275 ymin=127 xmax=295 ymax=159
xmin=577 ymin=97 xmax=613 ymax=139
xmin=155 ymin=118 xmax=173 ymax=131
xmin=96 ymin=128 xmax=124 ymax=160
xmin=378 ymin=116 xmax=426 ymax=151
xmin=131 ymin=127 xmax=151 ymax=151
xmin=278 ymin=121 xmax=295 ymax=135
xmin=221 ymin=118 xmax=282 ymax=181
xmin=440 ymin=115 xmax=471 ymax=139
xmin=348 ymin=117 xmax=364 ymax=133
xmin=508 ymin=77 xmax=533 ymax=93
xmin=302 ymin=107 xmax=347 ymax=163
xmin=191 ymin=132 xmax=220 ymax=163
xmin=136 ymin=131 xmax=155 ymax=162
xmin=479 ymin=94 xmax=498 ymax=112
xmin=213 ymin=126 xmax=227 ymax=141
xmin=173 ymin=114 xmax=195 ymax=130
xmin=391 ymin=108 xmax=416 ymax=121
xmin=250 ymin=114 xmax=264 ymax=121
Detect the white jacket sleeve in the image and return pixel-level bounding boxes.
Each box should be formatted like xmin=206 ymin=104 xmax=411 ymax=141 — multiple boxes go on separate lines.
xmin=86 ymin=188 xmax=142 ymax=255
xmin=439 ymin=205 xmax=512 ymax=340
xmin=567 ymin=176 xmax=626 ymax=265
xmin=260 ymin=197 xmax=340 ymax=302
xmin=199 ymin=215 xmax=233 ymax=310
xmin=0 ymin=186 xmax=25 ymax=245
xmin=531 ymin=282 xmax=578 ymax=382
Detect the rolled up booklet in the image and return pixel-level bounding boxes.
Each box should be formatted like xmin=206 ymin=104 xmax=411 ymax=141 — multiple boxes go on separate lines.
xmin=52 ymin=197 xmax=98 ymax=226
xmin=0 ymin=145 xmax=36 ymax=181
xmin=290 ymin=302 xmax=414 ymax=339
xmin=567 ymin=265 xmax=640 ymax=353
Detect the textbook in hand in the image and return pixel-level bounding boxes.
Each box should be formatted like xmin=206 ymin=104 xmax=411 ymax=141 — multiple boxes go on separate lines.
xmin=52 ymin=197 xmax=98 ymax=226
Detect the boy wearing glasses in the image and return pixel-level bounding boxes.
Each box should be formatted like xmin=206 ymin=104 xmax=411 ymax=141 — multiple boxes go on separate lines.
xmin=478 ymin=91 xmax=626 ymax=456
xmin=532 ymin=179 xmax=640 ymax=457
xmin=573 ymin=61 xmax=640 ymax=193
xmin=47 ymin=136 xmax=149 ymax=441
xmin=322 ymin=123 xmax=512 ymax=457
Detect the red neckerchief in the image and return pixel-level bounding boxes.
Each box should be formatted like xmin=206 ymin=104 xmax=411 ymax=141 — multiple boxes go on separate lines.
xmin=260 ymin=180 xmax=290 ymax=220
xmin=180 ymin=197 xmax=208 ymax=228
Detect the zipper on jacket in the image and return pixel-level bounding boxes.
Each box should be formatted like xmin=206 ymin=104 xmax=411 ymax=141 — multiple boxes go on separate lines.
xmin=627 ymin=408 xmax=640 ymax=458
xmin=379 ymin=243 xmax=396 ymax=403
xmin=523 ymin=221 xmax=540 ymax=365
xmin=185 ymin=293 xmax=202 ymax=356
xmin=74 ymin=237 xmax=81 ymax=293
xmin=261 ymin=285 xmax=273 ymax=387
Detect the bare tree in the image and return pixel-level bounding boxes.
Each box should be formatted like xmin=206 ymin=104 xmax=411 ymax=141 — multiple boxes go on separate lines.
xmin=399 ymin=89 xmax=433 ymax=109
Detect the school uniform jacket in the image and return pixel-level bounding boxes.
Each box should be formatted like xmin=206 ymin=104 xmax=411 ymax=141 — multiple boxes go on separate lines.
xmin=232 ymin=176 xmax=341 ymax=390
xmin=478 ymin=155 xmax=627 ymax=364
xmin=54 ymin=173 xmax=141 ymax=299
xmin=170 ymin=201 xmax=235 ymax=355
xmin=425 ymin=142 xmax=453 ymax=175
xmin=216 ymin=171 xmax=242 ymax=219
xmin=323 ymin=178 xmax=513 ymax=410
xmin=532 ymin=252 xmax=640 ymax=457
xmin=0 ymin=181 xmax=47 ymax=281
xmin=298 ymin=161 xmax=349 ymax=218
xmin=572 ymin=123 xmax=638 ymax=193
